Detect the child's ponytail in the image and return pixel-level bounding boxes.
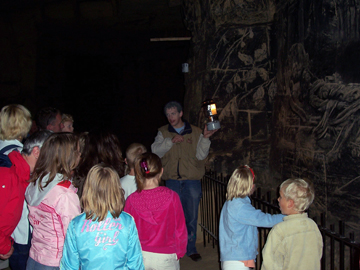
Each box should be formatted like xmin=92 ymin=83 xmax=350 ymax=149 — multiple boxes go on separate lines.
xmin=134 ymin=152 xmax=162 ymax=191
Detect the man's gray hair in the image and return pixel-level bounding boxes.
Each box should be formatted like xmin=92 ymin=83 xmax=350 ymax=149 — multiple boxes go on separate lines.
xmin=164 ymin=101 xmax=183 ymax=115
xmin=22 ymin=130 xmax=52 ymax=156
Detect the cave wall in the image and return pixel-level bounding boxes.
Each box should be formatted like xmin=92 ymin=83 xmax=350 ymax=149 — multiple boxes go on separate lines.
xmin=183 ymin=0 xmax=278 ymax=181
xmin=273 ymin=0 xmax=360 ymax=233
xmin=183 ymin=0 xmax=360 ymax=236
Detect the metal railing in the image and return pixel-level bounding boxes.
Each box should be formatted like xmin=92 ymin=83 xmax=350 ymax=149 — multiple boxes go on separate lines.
xmin=199 ymin=171 xmax=360 ymax=270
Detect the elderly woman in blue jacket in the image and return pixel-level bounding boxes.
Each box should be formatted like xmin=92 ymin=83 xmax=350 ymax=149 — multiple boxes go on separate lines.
xmin=219 ymin=165 xmax=284 ymax=270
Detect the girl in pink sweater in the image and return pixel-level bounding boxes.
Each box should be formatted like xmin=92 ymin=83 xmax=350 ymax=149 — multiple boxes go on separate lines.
xmin=124 ymin=152 xmax=187 ymax=270
xmin=25 ymin=133 xmax=81 ymax=270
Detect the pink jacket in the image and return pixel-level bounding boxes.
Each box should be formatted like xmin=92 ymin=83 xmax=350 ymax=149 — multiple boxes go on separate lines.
xmin=124 ymin=186 xmax=187 ymax=259
xmin=25 ymin=174 xmax=80 ymax=267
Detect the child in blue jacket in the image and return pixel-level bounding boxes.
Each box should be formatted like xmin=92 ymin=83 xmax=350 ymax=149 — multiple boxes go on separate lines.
xmin=60 ymin=164 xmax=144 ymax=270
xmin=219 ymin=165 xmax=284 ymax=270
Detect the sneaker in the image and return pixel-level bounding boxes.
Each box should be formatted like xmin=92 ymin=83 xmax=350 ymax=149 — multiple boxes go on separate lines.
xmin=189 ymin=253 xmax=202 ymax=262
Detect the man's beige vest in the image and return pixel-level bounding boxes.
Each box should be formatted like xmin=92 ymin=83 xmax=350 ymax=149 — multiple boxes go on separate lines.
xmin=159 ymin=124 xmax=205 ymax=180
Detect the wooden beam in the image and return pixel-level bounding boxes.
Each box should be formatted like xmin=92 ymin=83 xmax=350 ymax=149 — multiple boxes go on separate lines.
xmin=150 ymin=37 xmax=191 ymax=42
xmin=168 ymin=0 xmax=182 ymax=7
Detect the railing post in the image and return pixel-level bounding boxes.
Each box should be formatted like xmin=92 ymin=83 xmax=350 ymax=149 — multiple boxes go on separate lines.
xmin=339 ymin=221 xmax=345 ymax=270
xmin=330 ymin=224 xmax=335 ymax=270
xmin=201 ymin=173 xmax=206 ymax=247
xmin=266 ymin=191 xmax=271 ymax=214
xmin=350 ymin=232 xmax=360 ymax=270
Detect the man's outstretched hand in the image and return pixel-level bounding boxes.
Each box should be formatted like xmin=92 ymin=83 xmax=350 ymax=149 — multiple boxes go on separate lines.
xmin=203 ymin=125 xmax=219 ymax=138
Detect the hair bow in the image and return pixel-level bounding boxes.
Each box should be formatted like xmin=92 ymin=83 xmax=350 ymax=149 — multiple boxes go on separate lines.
xmin=141 ymin=159 xmax=150 ymax=174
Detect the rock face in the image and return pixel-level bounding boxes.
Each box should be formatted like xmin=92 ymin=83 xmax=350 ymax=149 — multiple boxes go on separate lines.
xmin=183 ymin=0 xmax=360 ymax=237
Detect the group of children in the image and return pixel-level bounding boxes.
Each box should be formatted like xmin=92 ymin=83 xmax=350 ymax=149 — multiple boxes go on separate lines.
xmin=59 ymin=115 xmax=323 ymax=270
xmin=0 ymin=104 xmax=323 ymax=270
xmin=21 ymin=134 xmax=187 ymax=270
xmin=219 ymin=165 xmax=323 ymax=270
xmin=35 ymin=141 xmax=322 ymax=270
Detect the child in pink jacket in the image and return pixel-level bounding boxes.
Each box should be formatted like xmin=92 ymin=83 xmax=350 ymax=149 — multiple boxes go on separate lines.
xmin=124 ymin=152 xmax=187 ymax=270
xmin=25 ymin=133 xmax=81 ymax=270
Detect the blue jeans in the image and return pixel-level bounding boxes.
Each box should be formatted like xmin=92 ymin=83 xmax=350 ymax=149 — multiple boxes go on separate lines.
xmin=166 ymin=179 xmax=202 ymax=256
xmin=26 ymin=257 xmax=59 ymax=270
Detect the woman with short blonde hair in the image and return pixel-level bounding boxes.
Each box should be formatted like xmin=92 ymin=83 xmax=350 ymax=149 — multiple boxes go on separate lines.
xmin=0 ymin=104 xmax=32 ymax=141
xmin=0 ymin=104 xmax=36 ymax=270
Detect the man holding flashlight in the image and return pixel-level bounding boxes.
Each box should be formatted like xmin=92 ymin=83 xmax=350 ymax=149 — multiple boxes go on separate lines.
xmin=151 ymin=101 xmax=217 ymax=262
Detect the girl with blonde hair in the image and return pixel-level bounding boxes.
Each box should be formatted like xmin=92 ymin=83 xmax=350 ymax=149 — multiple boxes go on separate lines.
xmin=60 ymin=164 xmax=144 ymax=270
xmin=124 ymin=152 xmax=187 ymax=270
xmin=25 ymin=133 xmax=81 ymax=270
xmin=219 ymin=165 xmax=284 ymax=270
